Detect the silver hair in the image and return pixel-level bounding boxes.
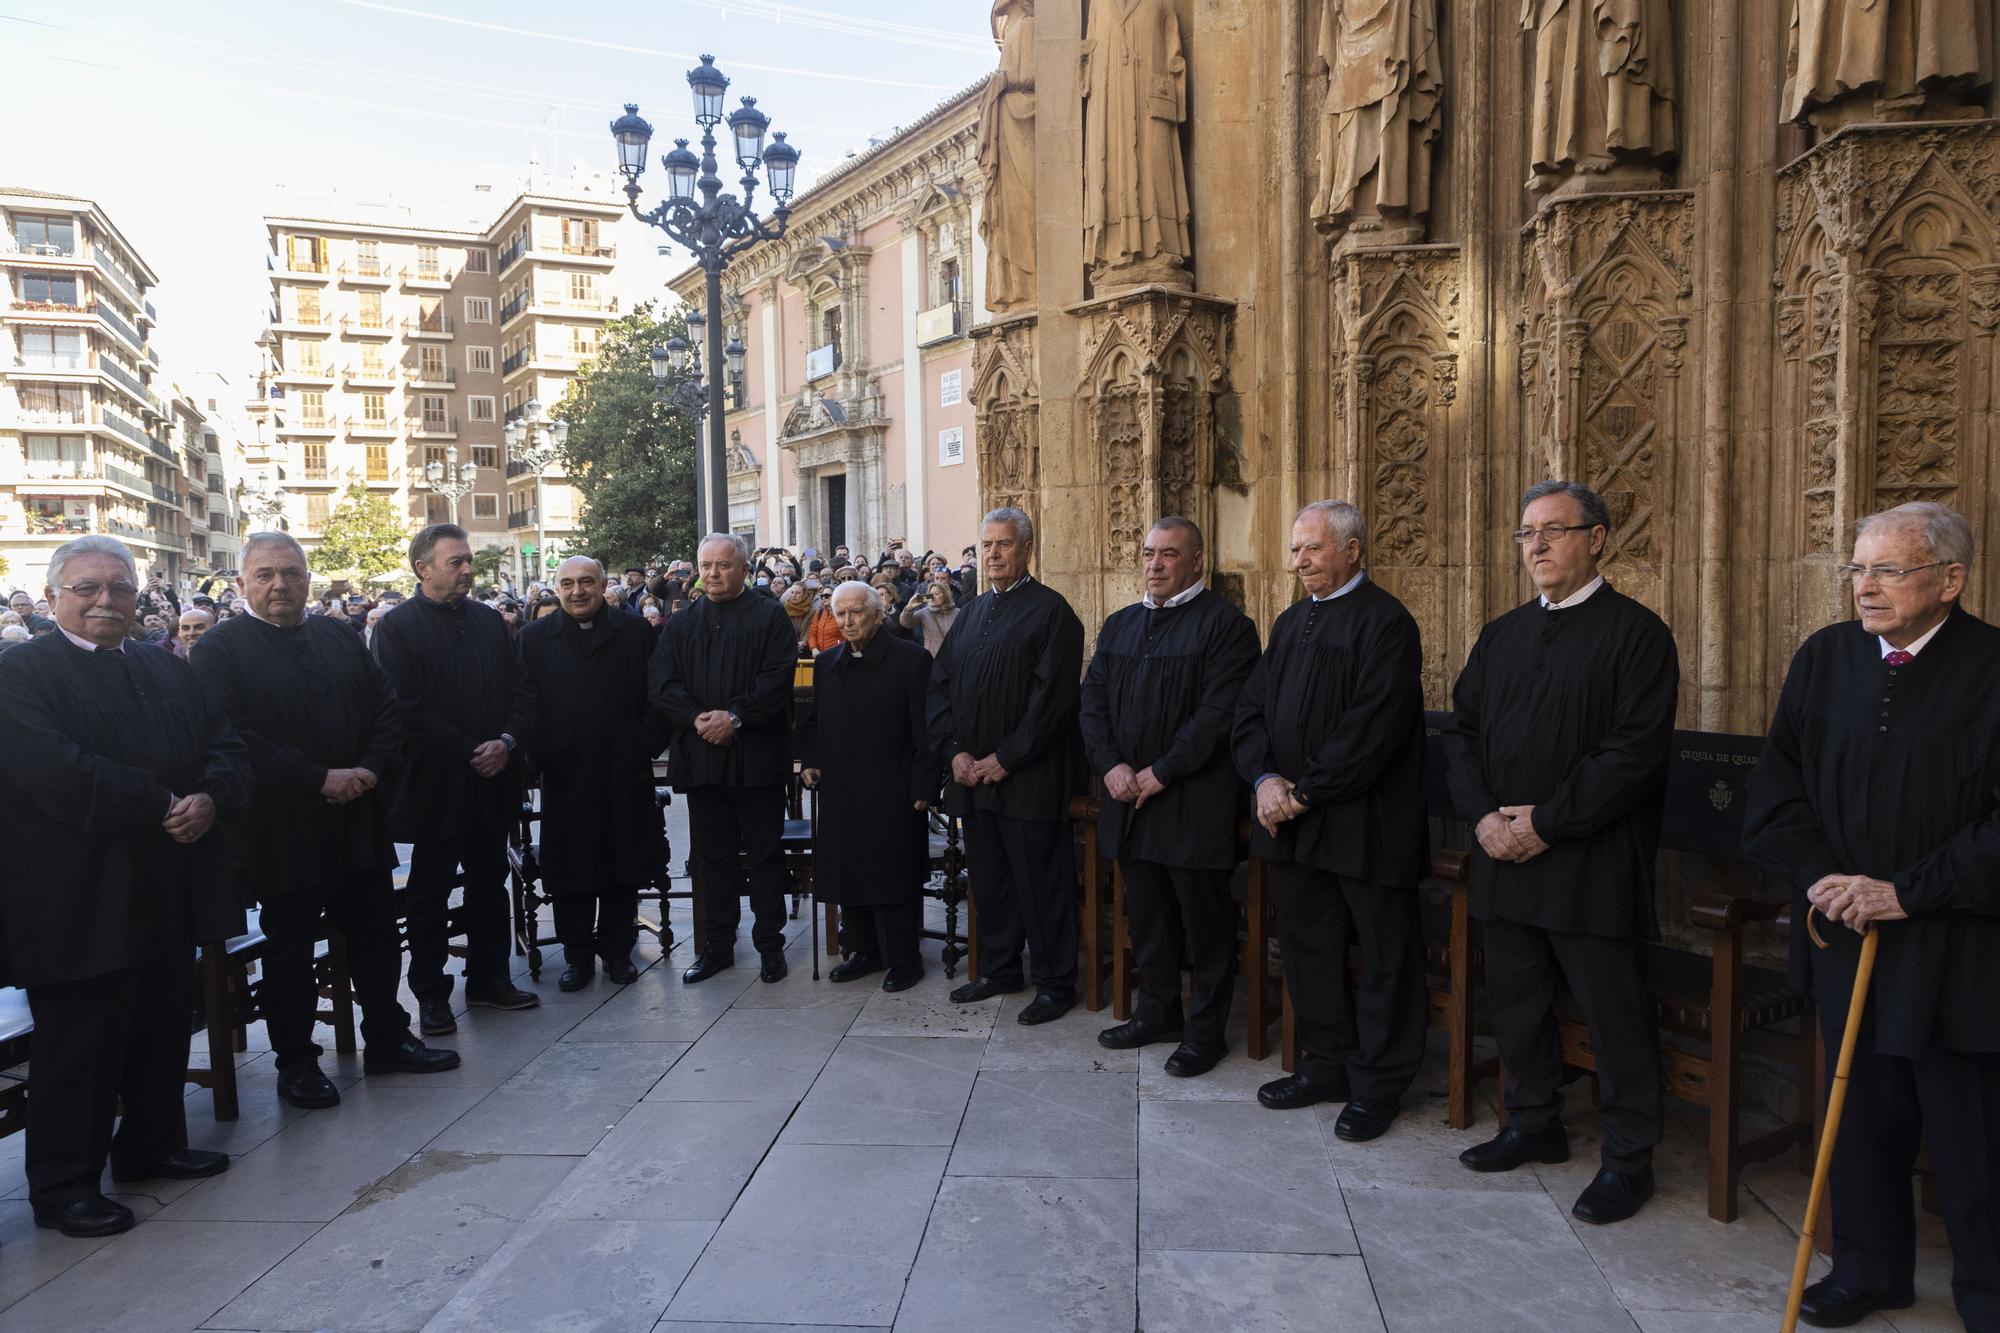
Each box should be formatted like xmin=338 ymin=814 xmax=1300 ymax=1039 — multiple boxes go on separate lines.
xmin=982 ymin=507 xmax=1035 ymax=547
xmin=47 ymin=535 xmax=137 ymax=591
xmin=1149 ymin=515 xmax=1205 ymax=550
xmin=0 ymin=624 xmax=28 ymax=643
xmin=1856 ymin=501 xmax=1974 ymax=568
xmin=1521 ymin=479 xmax=1611 ymax=533
xmin=1297 ymin=499 xmax=1365 ymax=548
xmin=241 ymin=530 xmax=310 ymax=568
xmin=830 ymin=579 xmax=884 ymax=614
xmin=697 ymin=532 xmax=752 ymax=565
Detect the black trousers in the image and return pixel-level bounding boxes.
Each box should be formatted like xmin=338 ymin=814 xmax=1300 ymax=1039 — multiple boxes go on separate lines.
xmin=404 ymin=809 xmax=513 ymax=1002
xmin=1811 ymin=934 xmax=2000 ymax=1327
xmin=687 ymin=785 xmax=789 ymax=956
xmin=24 ymin=912 xmax=193 ymax=1210
xmin=965 ymin=810 xmax=1078 ymax=998
xmin=839 ymin=901 xmax=922 ymax=968
xmin=260 ymin=869 xmax=412 ymax=1067
xmin=1267 ymin=863 xmax=1426 ymax=1100
xmin=1122 ymin=859 xmax=1238 ymax=1046
xmin=1483 ymin=917 xmax=1663 ymax=1173
xmin=553 ymin=885 xmax=641 ymax=965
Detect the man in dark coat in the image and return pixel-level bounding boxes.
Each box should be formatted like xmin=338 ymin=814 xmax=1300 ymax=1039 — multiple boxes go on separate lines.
xmin=1233 ymin=501 xmax=1429 ymax=1137
xmin=928 ymin=507 xmax=1086 ymax=1024
xmin=800 ymin=581 xmax=940 ymax=991
xmin=1083 ymin=517 xmax=1258 ymax=1077
xmin=1743 ymin=502 xmax=2000 ymax=1330
xmin=373 ymin=523 xmax=541 ymax=1035
xmin=650 ymin=533 xmax=799 ymax=985
xmin=518 ymin=556 xmax=669 ymax=991
xmin=1443 ymin=480 xmax=1678 ymax=1226
xmin=191 ymin=532 xmax=459 ymax=1111
xmin=0 ymin=536 xmax=250 ymax=1238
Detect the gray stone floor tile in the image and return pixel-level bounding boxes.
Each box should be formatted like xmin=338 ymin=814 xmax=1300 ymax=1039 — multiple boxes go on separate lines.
xmin=1135 ymin=1044 xmax=1286 ymax=1102
xmin=654 ymin=1326 xmax=886 ymax=1332
xmin=895 ymin=1175 xmax=1136 ymax=1333
xmin=1316 ymin=1092 xmax=1538 ymax=1192
xmin=664 ymin=1144 xmax=948 ymax=1326
xmin=846 ymin=978 xmax=1003 ymax=1039
xmin=560 ymin=972 xmax=749 ymax=1043
xmin=947 ymin=1070 xmax=1137 ymax=1179
xmin=1139 ymin=1100 xmax=1355 ymax=1254
xmin=532 ymin=1100 xmax=793 ymax=1222
xmin=643 ymin=1007 xmax=855 ymax=1103
xmin=980 ymin=993 xmax=1138 ymax=1073
xmin=506 ymin=1039 xmax=691 ymax=1104
xmin=423 ymin=1087 xmax=636 ymax=1156
xmin=357 ymin=1002 xmax=587 ymax=1087
xmin=0 ymin=1218 xmax=315 ymax=1332
xmin=781 ymin=1036 xmax=984 ymax=1147
xmin=0 ymin=1195 xmax=161 ymax=1313
xmin=1138 ymin=1249 xmax=1383 ymax=1333
xmin=728 ymin=962 xmax=875 ymax=1013
xmin=421 ymin=1217 xmax=715 ymax=1333
xmin=1630 ymin=1312 xmax=1895 ymax=1332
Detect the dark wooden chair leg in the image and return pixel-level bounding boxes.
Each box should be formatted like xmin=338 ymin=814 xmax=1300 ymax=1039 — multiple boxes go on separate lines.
xmin=1279 ymin=975 xmax=1297 ymax=1074
xmin=199 ymin=946 xmax=239 ymax=1123
xmin=1245 ymin=860 xmax=1270 ymax=1061
xmin=326 ymin=933 xmax=357 ymax=1057
xmin=1448 ymin=876 xmax=1474 ymax=1130
xmin=1111 ymin=861 xmax=1131 ymax=1022
xmin=1080 ymin=820 xmax=1103 ymax=1013
xmin=823 ymin=899 xmax=840 ymax=957
xmin=966 ymin=889 xmax=980 ymax=982
xmin=1708 ymin=918 xmax=1743 ymax=1224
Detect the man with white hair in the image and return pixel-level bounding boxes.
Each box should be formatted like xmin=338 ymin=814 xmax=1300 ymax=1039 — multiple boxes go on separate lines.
xmin=0 ymin=535 xmax=252 ymax=1236
xmin=1744 ymin=501 xmax=2000 ymax=1328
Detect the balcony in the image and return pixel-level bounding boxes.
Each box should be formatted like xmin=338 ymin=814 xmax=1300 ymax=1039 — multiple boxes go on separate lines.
xmin=916 ymin=300 xmax=965 ymax=346
xmin=99 ymin=410 xmax=151 ymax=451
xmin=403 ymin=365 xmax=457 ymax=387
xmin=344 ymin=363 xmax=396 ymax=386
xmin=499 ymin=294 xmax=527 ymax=324
xmin=7 ymin=298 xmax=89 ymax=320
xmin=507 ymin=506 xmax=537 ymax=529
xmin=93 ymin=300 xmax=146 ymax=354
xmin=144 ymin=300 xmax=158 ymax=324
xmin=404 ymin=315 xmax=455 ymax=339
xmin=86 ymin=245 xmax=145 ymax=307
xmin=501 ymin=348 xmax=530 ymax=375
xmin=400 ymin=265 xmax=456 ymax=290
xmin=274 ymin=363 xmax=337 ymax=385
xmin=103 ymin=461 xmax=151 ymax=494
xmin=150 ymin=527 xmax=186 ymax=552
xmin=805 ymin=343 xmax=840 ymax=381
xmin=280 ymin=414 xmax=337 ymax=437
xmin=497 ymin=238 xmax=528 ymax=273
xmin=339 ymin=261 xmax=393 ymax=286
xmin=559 ymin=242 xmax=615 ymax=259
xmin=410 ymin=414 xmax=459 ymax=439
xmin=272 ymin=310 xmax=334 ymax=335
xmin=11 ymin=406 xmax=90 ymax=428
xmin=207 ymin=474 xmax=224 ymax=493
xmin=16 ymin=457 xmax=89 ymax=480
xmin=2 ymin=235 xmax=78 ymax=261
xmin=105 ymin=518 xmax=151 ymax=544
xmin=21 ymin=512 xmax=93 ymax=535
xmin=343 ymin=416 xmax=397 ymax=438
xmin=341 ymin=314 xmax=393 ymax=337
xmin=272 ymin=253 xmax=332 ymax=281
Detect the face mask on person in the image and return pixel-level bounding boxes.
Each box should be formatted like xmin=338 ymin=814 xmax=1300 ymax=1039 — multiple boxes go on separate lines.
xmin=755 ymin=576 xmax=770 ymax=588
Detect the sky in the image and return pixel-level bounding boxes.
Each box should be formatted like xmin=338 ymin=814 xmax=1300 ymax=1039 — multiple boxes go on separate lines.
xmin=0 ymin=0 xmax=996 ymax=404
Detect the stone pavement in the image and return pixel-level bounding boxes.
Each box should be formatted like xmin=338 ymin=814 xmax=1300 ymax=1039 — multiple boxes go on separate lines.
xmin=0 ymin=849 xmax=1966 ymax=1331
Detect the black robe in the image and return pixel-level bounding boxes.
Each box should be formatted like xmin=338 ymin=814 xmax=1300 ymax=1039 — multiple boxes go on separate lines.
xmin=649 ymin=591 xmax=797 ymax=791
xmin=517 ymin=607 xmax=669 ymax=893
xmin=189 ymin=613 xmax=402 ymax=896
xmin=1742 ymin=607 xmax=2000 ymax=1056
xmin=926 ymin=577 xmax=1085 ymax=823
xmin=371 ymin=591 xmax=536 ymax=842
xmin=1232 ymin=578 xmax=1427 ymax=886
xmin=1083 ymin=589 xmax=1260 ymax=870
xmin=798 ymin=632 xmax=940 ymax=906
xmin=0 ymin=634 xmax=251 ymax=986
xmin=1443 ymin=584 xmax=1679 ymax=939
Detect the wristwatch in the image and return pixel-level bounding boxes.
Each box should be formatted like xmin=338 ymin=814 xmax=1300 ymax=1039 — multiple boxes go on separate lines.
xmin=727 ymin=712 xmax=743 ymax=732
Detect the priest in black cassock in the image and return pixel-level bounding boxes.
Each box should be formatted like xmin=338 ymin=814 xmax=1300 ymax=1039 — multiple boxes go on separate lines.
xmin=1742 ymin=502 xmax=2000 ymax=1330
xmin=373 ymin=523 xmax=541 ymax=1036
xmin=1232 ymin=502 xmax=1428 ymax=1135
xmin=518 ymin=556 xmax=669 ymax=992
xmin=928 ymin=507 xmax=1086 ymax=1024
xmin=800 ymin=581 xmax=940 ymax=991
xmin=1083 ymin=517 xmax=1258 ymax=1077
xmin=650 ymin=533 xmax=799 ymax=985
xmin=191 ymin=533 xmax=459 ymax=1111
xmin=0 ymin=536 xmax=250 ymax=1238
xmin=1443 ymin=480 xmax=1678 ymax=1226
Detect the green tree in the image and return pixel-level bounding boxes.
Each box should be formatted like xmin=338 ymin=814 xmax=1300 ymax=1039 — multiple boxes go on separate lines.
xmin=555 ymin=300 xmax=698 ymax=568
xmin=472 ymin=542 xmax=510 ymax=584
xmin=314 ymin=483 xmax=411 ymax=582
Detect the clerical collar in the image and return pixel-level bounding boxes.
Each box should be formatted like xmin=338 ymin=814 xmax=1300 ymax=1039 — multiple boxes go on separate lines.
xmin=1312 ymin=570 xmax=1366 ymax=603
xmin=1541 ymin=574 xmax=1606 ymax=610
xmin=1143 ymin=580 xmax=1205 ymax=611
xmin=1880 ymin=617 xmax=1946 ymax=660
xmin=61 ymin=625 xmax=122 ymax=653
xmin=243 ymin=605 xmax=303 ymax=629
xmin=990 ymin=574 xmax=1034 ymax=596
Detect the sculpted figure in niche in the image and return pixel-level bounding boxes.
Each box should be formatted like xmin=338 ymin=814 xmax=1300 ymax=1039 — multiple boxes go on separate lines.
xmin=977 ymin=0 xmax=1037 ymax=315
xmin=1784 ymin=0 xmax=1992 ymax=129
xmin=1521 ymin=0 xmax=1678 ymax=193
xmin=1082 ymin=0 xmax=1193 ymax=291
xmin=1313 ymin=0 xmax=1444 ymax=247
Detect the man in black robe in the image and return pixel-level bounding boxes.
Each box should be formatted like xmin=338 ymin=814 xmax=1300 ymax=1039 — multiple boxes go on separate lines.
xmin=1084 ymin=517 xmax=1258 ymax=1077
xmin=373 ymin=523 xmax=541 ymax=1036
xmin=801 ymin=581 xmax=940 ymax=991
xmin=650 ymin=533 xmax=799 ymax=985
xmin=518 ymin=556 xmax=669 ymax=991
xmin=191 ymin=532 xmax=459 ymax=1110
xmin=928 ymin=507 xmax=1086 ymax=1023
xmin=1444 ymin=479 xmax=1678 ymax=1225
xmin=1743 ymin=502 xmax=2000 ymax=1329
xmin=0 ymin=536 xmax=249 ymax=1237
xmin=1231 ymin=502 xmax=1428 ymax=1134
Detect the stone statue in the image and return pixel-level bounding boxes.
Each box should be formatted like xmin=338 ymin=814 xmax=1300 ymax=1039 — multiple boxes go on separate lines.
xmin=1784 ymin=0 xmax=1992 ymax=129
xmin=1313 ymin=0 xmax=1444 ymax=247
xmin=1521 ymin=0 xmax=1678 ymax=193
xmin=1082 ymin=0 xmax=1193 ymax=291
xmin=977 ymin=0 xmax=1037 ymax=315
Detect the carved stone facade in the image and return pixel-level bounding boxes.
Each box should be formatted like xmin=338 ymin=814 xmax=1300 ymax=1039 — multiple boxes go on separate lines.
xmin=968 ymin=312 xmax=1041 ymax=518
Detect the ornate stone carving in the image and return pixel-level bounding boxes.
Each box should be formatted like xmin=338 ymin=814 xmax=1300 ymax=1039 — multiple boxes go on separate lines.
xmin=1521 ymin=0 xmax=1679 ymax=196
xmin=969 ymin=313 xmax=1042 ymax=520
xmin=1312 ymin=0 xmax=1444 ymax=249
xmin=1784 ymin=0 xmax=1993 ymax=130
xmin=977 ymin=0 xmax=1037 ymax=315
xmin=1081 ymin=0 xmax=1193 ymax=292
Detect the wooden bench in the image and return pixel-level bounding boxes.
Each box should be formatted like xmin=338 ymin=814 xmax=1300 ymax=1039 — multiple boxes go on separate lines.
xmin=193 ymin=910 xmax=357 ymax=1122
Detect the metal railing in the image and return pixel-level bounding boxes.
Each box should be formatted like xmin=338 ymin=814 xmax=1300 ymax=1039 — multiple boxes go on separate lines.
xmin=404 ymin=314 xmax=455 ymax=336
xmin=13 ymin=406 xmax=89 ymax=427
xmin=498 ymin=238 xmax=528 ymax=273
xmin=18 ymin=458 xmax=88 ymax=479
xmin=501 ymin=348 xmax=530 ymax=375
xmin=411 ymin=414 xmax=459 ymax=436
xmin=343 ymin=415 xmax=395 ymax=435
xmin=4 ymin=237 xmax=76 ymax=259
xmin=10 ymin=298 xmax=86 ymax=315
xmin=339 ymin=260 xmax=391 ymax=281
xmin=507 ymin=506 xmax=537 ymax=528
xmin=92 ymin=300 xmax=145 ymax=353
xmin=99 ymin=410 xmax=150 ymax=450
xmin=22 ymin=513 xmax=93 ymax=535
xmin=103 ymin=462 xmax=150 ymax=493
xmin=499 ymin=294 xmax=527 ymax=323
xmin=403 ymin=364 xmax=457 ymax=384
xmin=342 ymin=314 xmax=391 ymax=334
xmin=559 ymin=242 xmax=614 ymax=258
xmin=90 ymin=246 xmax=143 ymax=305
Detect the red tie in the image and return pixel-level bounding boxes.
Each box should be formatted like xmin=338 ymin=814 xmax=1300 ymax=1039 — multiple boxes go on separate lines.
xmin=1885 ymin=650 xmax=1913 ymax=666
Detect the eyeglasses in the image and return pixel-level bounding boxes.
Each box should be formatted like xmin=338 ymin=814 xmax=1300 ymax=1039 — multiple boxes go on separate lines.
xmin=56 ymin=580 xmax=139 ymax=601
xmin=1511 ymin=524 xmax=1597 ymax=546
xmin=1835 ymin=562 xmax=1947 ymax=585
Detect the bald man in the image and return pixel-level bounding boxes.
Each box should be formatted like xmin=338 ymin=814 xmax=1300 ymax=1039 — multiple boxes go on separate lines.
xmin=176 ymin=607 xmax=215 ymax=656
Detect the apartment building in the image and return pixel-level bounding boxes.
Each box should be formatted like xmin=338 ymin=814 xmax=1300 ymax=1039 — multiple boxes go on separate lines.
xmin=179 ymin=370 xmax=254 ymax=576
xmin=0 ymin=188 xmax=189 ymax=593
xmin=260 ymin=188 xmax=625 ymax=580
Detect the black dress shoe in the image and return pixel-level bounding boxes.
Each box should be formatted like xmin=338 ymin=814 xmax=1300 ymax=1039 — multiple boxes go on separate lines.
xmin=1458 ymin=1123 xmax=1570 ymax=1174
xmin=1096 ymin=1018 xmax=1183 ymax=1050
xmin=111 ymin=1148 xmax=229 ymax=1183
xmin=881 ymin=962 xmax=925 ymax=992
xmin=949 ymin=977 xmax=1023 ymax=1004
xmin=1333 ymin=1098 xmax=1399 ymax=1142
xmin=1257 ymin=1071 xmax=1351 ymax=1110
xmin=1163 ymin=1041 xmax=1226 ymax=1078
xmin=1016 ymin=992 xmax=1074 ymax=1025
xmin=1570 ymin=1166 xmax=1655 ymax=1224
xmin=760 ymin=951 xmax=790 ymax=983
xmin=682 ymin=949 xmax=734 ymax=984
xmin=34 ymin=1195 xmax=135 ymax=1238
xmin=559 ymin=963 xmax=595 ymax=992
xmin=419 ymin=998 xmax=457 ymax=1036
xmin=1796 ymin=1275 xmax=1916 ymax=1328
xmin=363 ymin=1036 xmax=462 ymax=1075
xmin=276 ymin=1058 xmax=341 ymax=1109
xmin=828 ymin=954 xmax=885 ymax=983
xmin=604 ymin=955 xmax=639 ymax=985
xmin=465 ymin=979 xmax=540 ymax=1010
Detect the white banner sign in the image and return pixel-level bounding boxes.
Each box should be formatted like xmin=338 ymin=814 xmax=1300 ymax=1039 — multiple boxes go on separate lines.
xmin=938 ymin=426 xmax=965 ymax=467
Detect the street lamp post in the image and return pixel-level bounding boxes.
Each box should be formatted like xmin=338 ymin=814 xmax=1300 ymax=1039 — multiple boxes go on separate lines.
xmin=611 ymin=56 xmax=800 ymax=537
xmin=421 ymin=445 xmax=478 ymax=524
xmin=504 ymin=400 xmax=568 ymax=584
xmin=243 ymin=470 xmax=287 ymax=529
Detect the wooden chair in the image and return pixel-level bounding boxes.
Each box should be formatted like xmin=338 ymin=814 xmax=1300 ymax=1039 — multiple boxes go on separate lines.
xmin=0 ymin=987 xmax=31 ymax=1140
xmin=192 ymin=910 xmax=356 ymax=1122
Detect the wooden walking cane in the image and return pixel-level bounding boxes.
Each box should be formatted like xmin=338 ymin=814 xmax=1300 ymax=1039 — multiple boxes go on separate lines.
xmin=1781 ymin=911 xmax=1880 ymax=1333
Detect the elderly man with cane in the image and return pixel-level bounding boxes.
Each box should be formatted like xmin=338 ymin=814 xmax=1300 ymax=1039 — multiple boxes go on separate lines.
xmin=1744 ymin=501 xmax=2000 ymax=1330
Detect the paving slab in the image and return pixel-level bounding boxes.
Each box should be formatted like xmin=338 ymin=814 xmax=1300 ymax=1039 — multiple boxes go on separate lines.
xmin=0 ymin=1194 xmax=162 ymax=1314
xmin=357 ymin=1002 xmax=587 ymax=1088
xmin=506 ymin=1039 xmax=691 ymax=1104
xmin=1137 ymin=1249 xmax=1384 ymax=1333
xmin=531 ymin=1100 xmax=793 ymax=1223
xmin=643 ymin=1007 xmax=855 ymax=1103
xmin=781 ymin=1035 xmax=984 ymax=1147
xmin=422 ymin=1217 xmax=714 ymax=1333
xmin=0 ymin=1218 xmax=315 ymax=1332
xmin=846 ymin=980 xmax=1003 ymax=1040
xmin=947 ymin=1070 xmax=1137 ymax=1179
xmin=423 ymin=1087 xmax=636 ymax=1156
xmin=1316 ymin=1093 xmax=1540 ymax=1192
xmin=980 ymin=993 xmax=1138 ymax=1073
xmin=560 ymin=971 xmax=750 ymax=1043
xmin=1140 ymin=1100 xmax=1355 ymax=1255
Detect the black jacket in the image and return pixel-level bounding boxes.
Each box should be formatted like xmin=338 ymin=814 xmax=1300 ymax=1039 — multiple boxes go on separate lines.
xmin=649 ymin=591 xmax=797 ymax=791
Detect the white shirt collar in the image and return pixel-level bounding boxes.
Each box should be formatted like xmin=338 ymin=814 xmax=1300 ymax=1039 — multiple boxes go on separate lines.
xmin=1143 ymin=580 xmax=1206 ymax=611
xmin=1880 ymin=618 xmax=1947 ymax=659
xmin=60 ymin=625 xmax=120 ymax=653
xmin=991 ymin=573 xmax=1034 ymax=596
xmin=1540 ymin=574 xmax=1606 ymax=611
xmin=1312 ymin=570 xmax=1367 ymax=603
